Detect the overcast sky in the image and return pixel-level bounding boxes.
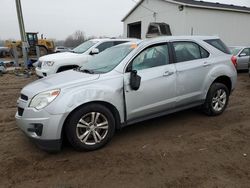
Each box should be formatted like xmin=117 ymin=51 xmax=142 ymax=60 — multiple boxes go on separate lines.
xmin=0 ymin=0 xmax=249 ymax=40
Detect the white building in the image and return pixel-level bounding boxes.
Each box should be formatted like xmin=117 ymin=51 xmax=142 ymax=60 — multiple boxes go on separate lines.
xmin=122 ymin=0 xmax=250 ymax=46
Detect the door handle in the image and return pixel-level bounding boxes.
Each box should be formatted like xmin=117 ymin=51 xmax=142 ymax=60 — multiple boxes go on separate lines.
xmin=163 ymin=71 xmax=174 ymax=77
xmin=203 ymin=62 xmax=211 ymax=67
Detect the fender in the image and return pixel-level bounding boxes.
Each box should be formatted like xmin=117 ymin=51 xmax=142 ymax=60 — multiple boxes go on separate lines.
xmin=46 ymin=75 xmax=125 ymax=123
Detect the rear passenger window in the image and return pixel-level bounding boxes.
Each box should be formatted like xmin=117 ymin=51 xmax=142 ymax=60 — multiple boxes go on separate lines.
xmin=173 ymin=42 xmax=209 ymax=63
xmin=204 ymin=39 xmax=230 ymax=54
xmin=96 ymin=42 xmax=114 ymax=53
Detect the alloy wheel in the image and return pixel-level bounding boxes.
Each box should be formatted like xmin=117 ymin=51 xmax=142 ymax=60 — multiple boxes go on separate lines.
xmin=76 ymin=112 xmax=109 ymax=145
xmin=212 ymin=89 xmax=227 ymax=112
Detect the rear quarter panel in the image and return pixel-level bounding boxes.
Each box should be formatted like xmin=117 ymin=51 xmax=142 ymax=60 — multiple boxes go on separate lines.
xmin=201 ymin=55 xmax=237 ymax=99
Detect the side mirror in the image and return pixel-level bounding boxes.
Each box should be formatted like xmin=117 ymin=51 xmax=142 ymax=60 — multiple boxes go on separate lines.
xmin=239 ymin=53 xmax=247 ymax=57
xmin=90 ymin=48 xmax=99 ymax=55
xmin=130 ymin=70 xmax=141 ymax=90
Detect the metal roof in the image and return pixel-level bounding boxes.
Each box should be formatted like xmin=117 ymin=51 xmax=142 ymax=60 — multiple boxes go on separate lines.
xmin=122 ymin=0 xmax=250 ymax=21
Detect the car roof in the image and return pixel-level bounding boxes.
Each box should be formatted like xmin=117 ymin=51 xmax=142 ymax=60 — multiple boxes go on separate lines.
xmin=135 ymin=35 xmax=220 ymax=47
xmin=229 ymin=46 xmax=250 ymax=49
xmin=146 ymin=35 xmax=219 ymax=42
xmin=110 ymin=36 xmax=222 ymax=49
xmin=90 ymin=38 xmax=138 ymax=42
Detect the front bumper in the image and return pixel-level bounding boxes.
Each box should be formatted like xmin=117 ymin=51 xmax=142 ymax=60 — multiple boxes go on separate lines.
xmin=16 ymin=98 xmax=67 ymax=152
xmin=28 ymin=137 xmax=62 ymax=152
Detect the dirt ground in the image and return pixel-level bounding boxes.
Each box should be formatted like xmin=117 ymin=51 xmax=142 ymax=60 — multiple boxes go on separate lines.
xmin=0 ymin=72 xmax=250 ymax=188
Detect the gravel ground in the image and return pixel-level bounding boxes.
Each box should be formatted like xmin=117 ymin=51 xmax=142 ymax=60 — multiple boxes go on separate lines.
xmin=0 ymin=73 xmax=249 ymax=188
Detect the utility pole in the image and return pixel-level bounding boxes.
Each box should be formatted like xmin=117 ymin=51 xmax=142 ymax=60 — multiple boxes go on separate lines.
xmin=15 ymin=0 xmax=28 ymax=68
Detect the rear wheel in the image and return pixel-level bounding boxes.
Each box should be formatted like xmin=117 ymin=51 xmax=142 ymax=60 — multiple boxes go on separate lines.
xmin=203 ymin=83 xmax=229 ymax=116
xmin=65 ymin=104 xmax=115 ymax=151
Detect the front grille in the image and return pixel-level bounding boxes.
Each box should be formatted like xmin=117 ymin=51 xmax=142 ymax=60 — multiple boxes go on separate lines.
xmin=20 ymin=94 xmax=28 ymax=101
xmin=18 ymin=107 xmax=24 ymax=116
xmin=37 ymin=61 xmax=42 ymax=68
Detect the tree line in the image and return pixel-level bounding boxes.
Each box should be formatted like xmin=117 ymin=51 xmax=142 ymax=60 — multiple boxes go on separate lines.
xmin=0 ymin=30 xmax=118 ymax=48
xmin=55 ymin=30 xmax=112 ymax=48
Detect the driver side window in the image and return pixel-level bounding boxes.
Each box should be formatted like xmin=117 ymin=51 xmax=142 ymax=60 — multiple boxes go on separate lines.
xmin=241 ymin=48 xmax=250 ymax=56
xmin=132 ymin=44 xmax=169 ymax=71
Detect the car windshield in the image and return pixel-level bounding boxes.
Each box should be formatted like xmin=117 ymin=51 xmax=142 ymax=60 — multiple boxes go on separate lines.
xmin=230 ymin=47 xmax=242 ymax=56
xmin=80 ymin=43 xmax=136 ymax=74
xmin=72 ymin=40 xmax=98 ymax=54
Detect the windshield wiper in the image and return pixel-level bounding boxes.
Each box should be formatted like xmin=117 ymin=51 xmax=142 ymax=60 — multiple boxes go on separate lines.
xmin=80 ymin=69 xmax=95 ymax=74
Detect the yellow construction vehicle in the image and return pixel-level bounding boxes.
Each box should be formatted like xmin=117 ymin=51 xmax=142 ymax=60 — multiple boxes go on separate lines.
xmin=5 ymin=32 xmax=55 ymax=57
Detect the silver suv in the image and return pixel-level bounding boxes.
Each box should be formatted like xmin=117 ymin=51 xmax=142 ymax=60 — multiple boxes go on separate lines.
xmin=16 ymin=36 xmax=237 ymax=152
xmin=36 ymin=38 xmax=134 ymax=78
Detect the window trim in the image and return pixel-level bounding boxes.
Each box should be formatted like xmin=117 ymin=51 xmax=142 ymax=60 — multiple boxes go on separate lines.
xmin=170 ymin=41 xmax=210 ymax=64
xmin=125 ymin=42 xmax=173 ymax=73
xmin=204 ymin=39 xmax=230 ymax=54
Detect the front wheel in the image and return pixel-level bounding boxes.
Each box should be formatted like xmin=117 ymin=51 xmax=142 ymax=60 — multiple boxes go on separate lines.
xmin=65 ymin=104 xmax=115 ymax=151
xmin=39 ymin=46 xmax=48 ymax=56
xmin=203 ymin=83 xmax=229 ymax=116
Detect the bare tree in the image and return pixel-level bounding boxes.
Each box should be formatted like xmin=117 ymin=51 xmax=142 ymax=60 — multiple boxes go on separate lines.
xmin=54 ymin=40 xmax=65 ymax=47
xmin=64 ymin=30 xmax=86 ymax=48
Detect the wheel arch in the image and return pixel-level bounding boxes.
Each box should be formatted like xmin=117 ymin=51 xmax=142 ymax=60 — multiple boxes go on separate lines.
xmin=61 ymin=101 xmax=122 ymax=139
xmin=56 ymin=65 xmax=79 ymax=73
xmin=203 ymin=75 xmax=232 ymax=102
xmin=212 ymin=75 xmax=232 ymax=94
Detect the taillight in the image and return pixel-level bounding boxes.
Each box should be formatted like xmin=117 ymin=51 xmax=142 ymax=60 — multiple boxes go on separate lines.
xmin=231 ymin=56 xmax=237 ymax=68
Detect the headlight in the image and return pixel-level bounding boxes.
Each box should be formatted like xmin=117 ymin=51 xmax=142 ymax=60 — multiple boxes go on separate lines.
xmin=29 ymin=89 xmax=60 ymax=110
xmin=43 ymin=61 xmax=55 ymax=66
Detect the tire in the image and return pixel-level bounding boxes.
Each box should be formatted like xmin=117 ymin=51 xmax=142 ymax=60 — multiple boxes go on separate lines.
xmin=1 ymin=51 xmax=6 ymax=58
xmin=39 ymin=46 xmax=48 ymax=56
xmin=202 ymin=83 xmax=229 ymax=116
xmin=65 ymin=104 xmax=115 ymax=151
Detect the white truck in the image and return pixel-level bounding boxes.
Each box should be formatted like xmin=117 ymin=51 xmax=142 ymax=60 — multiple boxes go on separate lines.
xmin=35 ymin=38 xmax=134 ymax=78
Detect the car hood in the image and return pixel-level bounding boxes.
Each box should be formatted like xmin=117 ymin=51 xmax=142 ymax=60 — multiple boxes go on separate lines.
xmin=39 ymin=52 xmax=88 ymax=62
xmin=22 ymin=70 xmax=100 ymax=98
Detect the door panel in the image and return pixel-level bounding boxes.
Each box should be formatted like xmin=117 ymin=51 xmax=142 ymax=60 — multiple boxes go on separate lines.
xmin=237 ymin=48 xmax=250 ymax=70
xmin=172 ymin=41 xmax=211 ymax=107
xmin=124 ymin=65 xmax=176 ymax=121
xmin=175 ymin=59 xmax=210 ymax=106
xmin=237 ymin=56 xmax=250 ymax=70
